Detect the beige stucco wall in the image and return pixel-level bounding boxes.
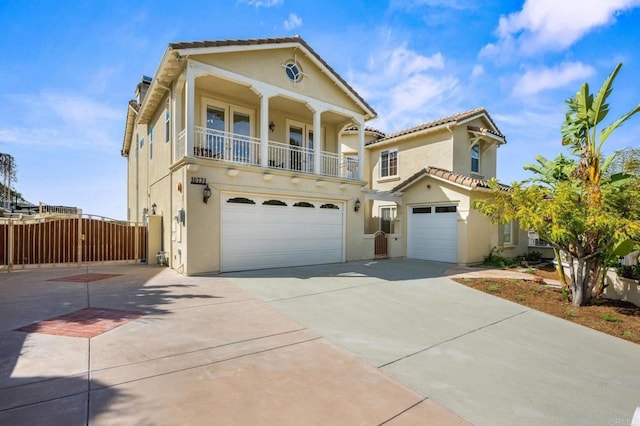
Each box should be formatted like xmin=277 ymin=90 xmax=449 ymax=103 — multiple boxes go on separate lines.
xmin=450 ymin=118 xmax=499 ymax=179
xmin=194 ymin=48 xmax=362 ymax=114
xmin=367 ymin=129 xmax=454 ymax=192
xmin=172 ymin=161 xmax=365 ymax=275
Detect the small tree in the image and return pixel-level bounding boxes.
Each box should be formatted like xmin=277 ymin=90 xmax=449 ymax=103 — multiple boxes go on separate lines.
xmin=476 ymin=64 xmax=640 ymax=306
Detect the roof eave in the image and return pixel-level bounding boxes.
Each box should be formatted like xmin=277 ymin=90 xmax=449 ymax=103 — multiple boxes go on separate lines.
xmin=172 ymin=37 xmax=377 ymax=121
xmin=121 ymin=103 xmax=139 ymax=157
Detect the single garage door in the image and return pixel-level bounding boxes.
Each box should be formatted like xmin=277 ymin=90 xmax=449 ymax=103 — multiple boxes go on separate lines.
xmin=407 ymin=205 xmax=458 ymax=263
xmin=221 ymin=194 xmax=344 ymax=272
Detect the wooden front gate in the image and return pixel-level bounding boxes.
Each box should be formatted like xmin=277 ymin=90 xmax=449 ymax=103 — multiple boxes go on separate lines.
xmin=0 ymin=214 xmax=147 ymax=271
xmin=374 ymin=231 xmax=388 ymax=259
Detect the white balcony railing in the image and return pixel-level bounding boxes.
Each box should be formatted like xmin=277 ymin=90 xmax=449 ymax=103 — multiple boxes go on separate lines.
xmin=194 ymin=127 xmax=261 ymax=166
xmin=178 ymin=126 xmax=359 ymax=180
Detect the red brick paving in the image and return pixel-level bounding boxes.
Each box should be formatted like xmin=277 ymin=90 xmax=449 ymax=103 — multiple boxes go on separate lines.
xmin=16 ymin=307 xmax=144 ymax=338
xmin=47 ymin=273 xmax=122 ymax=283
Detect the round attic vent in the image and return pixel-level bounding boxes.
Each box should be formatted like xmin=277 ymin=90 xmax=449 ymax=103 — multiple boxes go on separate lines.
xmin=284 ymin=61 xmax=303 ymax=83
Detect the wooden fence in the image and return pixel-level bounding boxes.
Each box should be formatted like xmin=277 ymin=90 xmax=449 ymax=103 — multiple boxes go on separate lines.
xmin=0 ymin=214 xmax=147 ymax=271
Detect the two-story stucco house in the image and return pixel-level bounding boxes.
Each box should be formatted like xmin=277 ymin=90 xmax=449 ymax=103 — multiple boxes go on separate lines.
xmin=121 ymin=36 xmax=527 ymax=274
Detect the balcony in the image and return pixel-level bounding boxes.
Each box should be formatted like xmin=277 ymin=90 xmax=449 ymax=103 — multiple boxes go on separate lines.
xmin=177 ymin=127 xmax=359 ymax=180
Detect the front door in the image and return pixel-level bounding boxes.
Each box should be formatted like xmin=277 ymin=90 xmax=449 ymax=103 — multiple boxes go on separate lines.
xmin=287 ymin=120 xmax=314 ymax=173
xmin=203 ymin=99 xmax=254 ymax=161
xmin=205 ymin=105 xmax=225 ymax=158
xmin=232 ymin=110 xmax=251 ymax=163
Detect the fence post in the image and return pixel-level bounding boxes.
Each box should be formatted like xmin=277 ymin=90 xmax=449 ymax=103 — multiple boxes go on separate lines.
xmin=7 ymin=219 xmax=14 ymax=272
xmin=134 ymin=221 xmax=139 ymax=262
xmin=77 ymin=209 xmax=83 ymax=268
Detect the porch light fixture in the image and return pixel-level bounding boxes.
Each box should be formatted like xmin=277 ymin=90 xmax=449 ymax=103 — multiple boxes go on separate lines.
xmin=269 ymin=121 xmax=275 ymax=132
xmin=354 ymin=198 xmax=361 ymax=212
xmin=151 ymin=203 xmax=157 ymax=214
xmin=202 ymin=184 xmax=212 ymax=204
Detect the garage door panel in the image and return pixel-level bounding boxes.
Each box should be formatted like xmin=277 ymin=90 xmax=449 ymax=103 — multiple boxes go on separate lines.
xmin=408 ymin=206 xmax=457 ymax=263
xmin=221 ymin=195 xmax=343 ymax=272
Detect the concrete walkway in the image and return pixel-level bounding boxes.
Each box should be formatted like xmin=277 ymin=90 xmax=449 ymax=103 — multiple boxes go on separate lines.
xmin=224 ymin=258 xmax=640 ymax=426
xmin=0 ymin=264 xmax=465 ymax=425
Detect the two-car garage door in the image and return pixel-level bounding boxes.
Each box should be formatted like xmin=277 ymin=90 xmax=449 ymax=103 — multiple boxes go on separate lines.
xmin=220 ymin=194 xmax=344 ymax=272
xmin=407 ymin=205 xmax=458 ymax=263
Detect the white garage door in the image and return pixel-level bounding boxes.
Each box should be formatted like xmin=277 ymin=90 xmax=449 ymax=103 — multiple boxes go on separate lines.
xmin=407 ymin=205 xmax=458 ymax=263
xmin=221 ymin=194 xmax=344 ymax=272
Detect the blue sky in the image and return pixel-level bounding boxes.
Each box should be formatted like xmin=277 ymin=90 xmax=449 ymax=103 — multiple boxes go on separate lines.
xmin=1 ymin=0 xmax=639 ymax=219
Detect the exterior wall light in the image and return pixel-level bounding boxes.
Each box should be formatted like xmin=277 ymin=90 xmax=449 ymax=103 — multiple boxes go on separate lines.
xmin=151 ymin=203 xmax=157 ymax=214
xmin=203 ymin=184 xmax=212 ymax=204
xmin=354 ymin=198 xmax=361 ymax=212
xmin=269 ymin=121 xmax=276 ymax=132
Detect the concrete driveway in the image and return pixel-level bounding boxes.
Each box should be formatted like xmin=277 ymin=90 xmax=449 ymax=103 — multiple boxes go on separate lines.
xmin=224 ymin=258 xmax=640 ymax=426
xmin=0 ymin=263 xmax=464 ymax=425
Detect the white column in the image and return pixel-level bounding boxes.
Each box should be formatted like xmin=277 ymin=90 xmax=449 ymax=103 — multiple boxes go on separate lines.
xmin=357 ymin=119 xmax=365 ymax=181
xmin=313 ymin=109 xmax=322 ymax=174
xmin=260 ymin=93 xmax=270 ymax=168
xmin=172 ymin=77 xmax=184 ymax=162
xmin=185 ymin=62 xmax=195 ymax=158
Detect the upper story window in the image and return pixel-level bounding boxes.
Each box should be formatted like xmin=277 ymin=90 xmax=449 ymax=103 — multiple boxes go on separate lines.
xmin=285 ymin=61 xmax=303 ymax=83
xmin=149 ymin=125 xmax=153 ymax=160
xmin=165 ymin=106 xmax=170 ymax=143
xmin=380 ymin=149 xmax=398 ymax=178
xmin=471 ymin=144 xmax=480 ymax=174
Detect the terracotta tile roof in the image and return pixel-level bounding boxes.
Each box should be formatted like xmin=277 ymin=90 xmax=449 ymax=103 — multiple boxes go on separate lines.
xmin=169 ymin=36 xmax=376 ymax=119
xmin=342 ymin=125 xmax=386 ymax=138
xmin=391 ymin=166 xmax=511 ymax=193
xmin=128 ymin=100 xmax=140 ymax=113
xmin=366 ymin=107 xmax=504 ymax=146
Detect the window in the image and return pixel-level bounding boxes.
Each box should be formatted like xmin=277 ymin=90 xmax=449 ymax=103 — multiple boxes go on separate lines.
xmin=263 ymin=200 xmax=287 ymax=206
xmin=435 ymin=206 xmax=457 ymax=213
xmin=380 ymin=149 xmax=398 ymax=178
xmin=165 ymin=107 xmax=170 ymax=143
xmin=413 ymin=207 xmax=431 ymax=214
xmin=380 ymin=206 xmax=397 ymax=234
xmin=502 ymin=222 xmax=514 ymax=245
xmin=293 ymin=201 xmax=314 ymax=208
xmin=139 ymin=136 xmax=144 ymax=149
xmin=471 ymin=144 xmax=480 ymax=173
xmin=227 ymin=197 xmax=256 ymax=205
xmin=284 ymin=61 xmax=303 ymax=83
xmin=149 ymin=125 xmax=153 ymax=160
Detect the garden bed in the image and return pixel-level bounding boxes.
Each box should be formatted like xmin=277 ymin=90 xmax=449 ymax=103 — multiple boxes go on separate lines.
xmin=453 ymin=269 xmax=640 ymax=344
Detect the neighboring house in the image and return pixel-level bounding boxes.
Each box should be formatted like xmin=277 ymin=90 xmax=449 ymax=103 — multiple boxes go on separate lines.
xmin=121 ymin=36 xmax=526 ymax=274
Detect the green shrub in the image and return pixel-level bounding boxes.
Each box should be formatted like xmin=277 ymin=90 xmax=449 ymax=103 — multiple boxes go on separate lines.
xmin=487 ymin=284 xmax=500 ymax=292
xmin=483 ymin=247 xmax=514 ymax=268
xmin=600 ymin=314 xmax=622 ymax=323
xmin=617 ymin=264 xmax=640 ymax=280
xmin=524 ymin=251 xmax=543 ymax=261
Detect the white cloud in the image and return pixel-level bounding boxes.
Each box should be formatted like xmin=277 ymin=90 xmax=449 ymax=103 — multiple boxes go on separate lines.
xmin=349 ymin=42 xmax=458 ymax=131
xmin=471 ymin=64 xmax=484 ymax=79
xmin=481 ymin=0 xmax=640 ymax=58
xmin=284 ymin=13 xmax=302 ymax=30
xmin=239 ymin=0 xmax=283 ymax=7
xmin=0 ymin=91 xmax=122 ymax=150
xmin=513 ymin=62 xmax=595 ymax=96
